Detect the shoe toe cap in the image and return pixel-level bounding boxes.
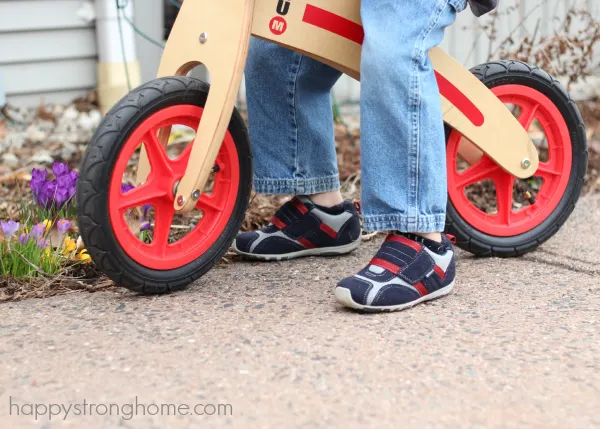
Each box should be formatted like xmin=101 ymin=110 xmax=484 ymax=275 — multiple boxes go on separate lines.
xmin=336 ymin=276 xmax=372 ymax=306
xmin=235 ymin=232 xmax=260 ymax=253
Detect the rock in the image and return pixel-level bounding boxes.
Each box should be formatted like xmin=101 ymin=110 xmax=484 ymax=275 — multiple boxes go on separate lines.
xmin=31 ymin=150 xmax=54 ymax=165
xmin=78 ymin=113 xmax=96 ymax=132
xmin=2 ymin=132 xmax=26 ymax=150
xmin=60 ymin=142 xmax=78 ymax=160
xmin=62 ymin=106 xmax=79 ymax=122
xmin=27 ymin=125 xmax=47 ymax=143
xmin=88 ymin=110 xmax=102 ymax=128
xmin=2 ymin=152 xmax=19 ymax=168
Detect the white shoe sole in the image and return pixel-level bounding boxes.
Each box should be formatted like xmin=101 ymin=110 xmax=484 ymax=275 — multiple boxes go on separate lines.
xmin=335 ymin=281 xmax=455 ymax=312
xmin=232 ymin=238 xmax=361 ymax=262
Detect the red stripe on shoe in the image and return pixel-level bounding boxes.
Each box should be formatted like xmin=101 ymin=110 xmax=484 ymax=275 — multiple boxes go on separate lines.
xmin=386 ymin=235 xmax=423 ymax=252
xmin=414 ymin=282 xmax=429 ymax=297
xmin=320 ymin=223 xmax=338 ymax=238
xmin=370 ymin=258 xmax=401 ymax=275
xmin=302 ymin=5 xmax=365 ymax=45
xmin=434 ymin=265 xmax=446 ymax=280
xmin=298 ymin=238 xmax=316 ymax=249
xmin=271 ymin=216 xmax=287 ymax=230
xmin=292 ymin=198 xmax=309 ymax=214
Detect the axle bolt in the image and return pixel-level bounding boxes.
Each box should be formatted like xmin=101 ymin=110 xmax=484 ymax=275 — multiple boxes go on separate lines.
xmin=199 ymin=32 xmax=208 ymax=44
xmin=177 ymin=195 xmax=185 ymax=206
xmin=191 ymin=190 xmax=201 ymax=201
xmin=521 ymin=158 xmax=531 ymax=169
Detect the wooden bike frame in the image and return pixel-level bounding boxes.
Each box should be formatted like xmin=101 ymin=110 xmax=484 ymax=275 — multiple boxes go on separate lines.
xmin=137 ymin=0 xmax=539 ymax=212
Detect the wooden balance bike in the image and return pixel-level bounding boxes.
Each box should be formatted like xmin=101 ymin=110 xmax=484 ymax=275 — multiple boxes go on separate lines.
xmin=77 ymin=0 xmax=588 ymax=293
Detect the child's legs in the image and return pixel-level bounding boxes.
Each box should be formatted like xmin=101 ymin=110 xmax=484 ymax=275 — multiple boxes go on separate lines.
xmin=245 ymin=38 xmax=343 ymax=196
xmin=360 ymin=0 xmax=467 ymax=233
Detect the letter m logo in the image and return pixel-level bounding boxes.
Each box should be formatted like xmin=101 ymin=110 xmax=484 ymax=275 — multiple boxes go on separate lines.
xmin=269 ymin=17 xmax=287 ymax=35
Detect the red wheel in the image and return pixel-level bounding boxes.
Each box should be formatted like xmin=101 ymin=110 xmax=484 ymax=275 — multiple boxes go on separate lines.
xmin=108 ymin=105 xmax=240 ymax=270
xmin=77 ymin=77 xmax=252 ymax=292
xmin=447 ymin=85 xmax=572 ymax=237
xmin=444 ymin=61 xmax=587 ymax=257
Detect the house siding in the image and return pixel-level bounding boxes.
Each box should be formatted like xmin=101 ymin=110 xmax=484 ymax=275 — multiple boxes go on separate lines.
xmin=0 ymin=0 xmax=98 ymax=106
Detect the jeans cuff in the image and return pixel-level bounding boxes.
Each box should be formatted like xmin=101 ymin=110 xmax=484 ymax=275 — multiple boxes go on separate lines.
xmin=254 ymin=175 xmax=341 ymax=195
xmin=363 ymin=214 xmax=447 ymax=233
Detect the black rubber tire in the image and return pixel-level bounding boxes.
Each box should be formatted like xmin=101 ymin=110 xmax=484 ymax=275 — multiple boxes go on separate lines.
xmin=77 ymin=77 xmax=253 ymax=293
xmin=445 ymin=60 xmax=588 ymax=258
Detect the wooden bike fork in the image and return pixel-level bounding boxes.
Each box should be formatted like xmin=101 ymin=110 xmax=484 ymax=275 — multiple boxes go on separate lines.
xmin=136 ymin=0 xmax=255 ymax=212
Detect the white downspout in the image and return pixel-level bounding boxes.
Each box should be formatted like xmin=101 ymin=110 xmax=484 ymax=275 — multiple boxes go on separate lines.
xmin=94 ymin=0 xmax=141 ymax=113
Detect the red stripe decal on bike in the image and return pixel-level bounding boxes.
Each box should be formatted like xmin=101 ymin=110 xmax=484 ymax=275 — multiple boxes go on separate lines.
xmin=292 ymin=198 xmax=309 ymax=214
xmin=435 ymin=71 xmax=485 ymax=127
xmin=434 ymin=265 xmax=446 ymax=280
xmin=298 ymin=238 xmax=316 ymax=249
xmin=302 ymin=5 xmax=365 ymax=45
xmin=320 ymin=223 xmax=338 ymax=238
xmin=271 ymin=216 xmax=287 ymax=230
xmin=386 ymin=235 xmax=423 ymax=252
xmin=301 ymin=6 xmax=482 ymax=128
xmin=414 ymin=282 xmax=429 ymax=297
xmin=370 ymin=258 xmax=401 ymax=275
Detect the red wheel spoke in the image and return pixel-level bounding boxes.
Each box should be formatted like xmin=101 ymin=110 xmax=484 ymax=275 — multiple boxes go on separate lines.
xmin=492 ymin=174 xmax=515 ymax=225
xmin=518 ymin=102 xmax=539 ymax=130
xmin=118 ymin=183 xmax=167 ymax=211
xmin=536 ymin=162 xmax=561 ymax=181
xmin=197 ymin=194 xmax=224 ymax=215
xmin=144 ymin=130 xmax=174 ymax=178
xmin=150 ymin=202 xmax=175 ymax=256
xmin=455 ymin=156 xmax=501 ymax=189
xmin=172 ymin=143 xmax=194 ymax=175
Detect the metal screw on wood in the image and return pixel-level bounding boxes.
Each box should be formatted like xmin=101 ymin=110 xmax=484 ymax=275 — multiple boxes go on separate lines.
xmin=199 ymin=33 xmax=208 ymax=44
xmin=191 ymin=190 xmax=201 ymax=201
xmin=521 ymin=158 xmax=531 ymax=169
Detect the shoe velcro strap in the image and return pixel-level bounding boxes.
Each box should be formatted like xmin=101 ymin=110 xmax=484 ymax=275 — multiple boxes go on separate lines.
xmin=292 ymin=197 xmax=309 ymax=215
xmin=271 ymin=216 xmax=287 ymax=230
xmin=319 ymin=222 xmax=338 ymax=238
xmin=371 ymin=250 xmax=434 ymax=285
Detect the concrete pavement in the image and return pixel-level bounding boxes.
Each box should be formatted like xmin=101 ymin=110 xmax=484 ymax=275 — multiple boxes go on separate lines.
xmin=1 ymin=197 xmax=599 ymax=429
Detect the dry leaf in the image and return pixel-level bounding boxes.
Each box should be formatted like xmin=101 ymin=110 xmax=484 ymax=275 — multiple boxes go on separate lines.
xmin=0 ymin=120 xmax=6 ymax=141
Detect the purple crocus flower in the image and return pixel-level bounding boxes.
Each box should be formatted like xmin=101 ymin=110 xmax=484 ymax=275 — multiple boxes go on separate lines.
xmin=36 ymin=238 xmax=48 ymax=249
xmin=30 ymin=168 xmax=47 ymax=202
xmin=68 ymin=170 xmax=79 ymax=195
xmin=30 ymin=164 xmax=78 ymax=211
xmin=30 ymin=223 xmax=46 ymax=239
xmin=121 ymin=184 xmax=135 ymax=194
xmin=57 ymin=174 xmax=72 ymax=190
xmin=19 ymin=232 xmax=30 ymax=245
xmin=32 ymin=168 xmax=48 ymax=182
xmin=56 ymin=219 xmax=72 ymax=234
xmin=52 ymin=162 xmax=69 ymax=178
xmin=140 ymin=221 xmax=152 ymax=232
xmin=1 ymin=220 xmax=20 ymax=238
xmin=40 ymin=181 xmax=57 ymax=209
xmin=55 ymin=187 xmax=70 ymax=207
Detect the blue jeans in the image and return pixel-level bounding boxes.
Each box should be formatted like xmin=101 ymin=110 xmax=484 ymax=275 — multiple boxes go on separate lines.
xmin=245 ymin=0 xmax=467 ymax=233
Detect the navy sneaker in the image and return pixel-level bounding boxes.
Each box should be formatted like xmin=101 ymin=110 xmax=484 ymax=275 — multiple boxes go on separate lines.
xmin=233 ymin=196 xmax=361 ymax=261
xmin=335 ymin=233 xmax=456 ymax=312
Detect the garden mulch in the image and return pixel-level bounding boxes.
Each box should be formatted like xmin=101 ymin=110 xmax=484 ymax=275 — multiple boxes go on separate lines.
xmin=1 ymin=97 xmax=599 ymax=302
